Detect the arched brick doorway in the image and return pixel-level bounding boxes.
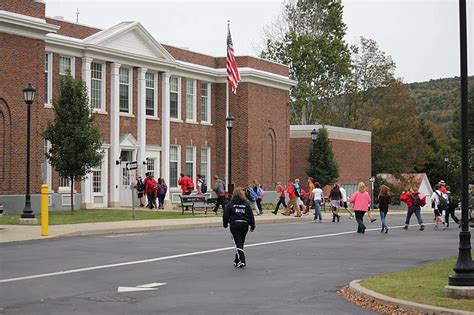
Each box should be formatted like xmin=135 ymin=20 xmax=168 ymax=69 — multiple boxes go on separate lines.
xmin=0 ymin=99 xmax=12 ymax=191
xmin=261 ymin=128 xmax=276 ymax=189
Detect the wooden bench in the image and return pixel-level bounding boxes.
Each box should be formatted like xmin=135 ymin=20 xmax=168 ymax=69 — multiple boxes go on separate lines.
xmin=179 ymin=195 xmax=211 ymax=216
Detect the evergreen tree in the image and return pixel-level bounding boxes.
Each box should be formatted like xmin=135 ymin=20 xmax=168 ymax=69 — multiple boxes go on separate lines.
xmin=44 ymin=73 xmax=103 ymax=212
xmin=306 ymin=128 xmax=339 ymax=187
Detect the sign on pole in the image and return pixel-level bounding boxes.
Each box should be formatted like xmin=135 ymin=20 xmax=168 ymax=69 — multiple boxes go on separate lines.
xmin=126 ymin=161 xmax=138 ymax=170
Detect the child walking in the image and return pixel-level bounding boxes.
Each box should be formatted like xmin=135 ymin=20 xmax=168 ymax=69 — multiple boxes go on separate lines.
xmin=377 ymin=185 xmax=392 ymax=234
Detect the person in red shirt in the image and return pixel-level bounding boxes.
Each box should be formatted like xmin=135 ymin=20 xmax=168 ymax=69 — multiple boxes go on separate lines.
xmin=283 ymin=179 xmax=301 ymax=217
xmin=272 ymin=182 xmax=287 ymax=215
xmin=145 ymin=174 xmax=158 ymax=209
xmin=178 ymin=173 xmax=194 ymax=195
xmin=400 ymin=186 xmax=426 ymax=230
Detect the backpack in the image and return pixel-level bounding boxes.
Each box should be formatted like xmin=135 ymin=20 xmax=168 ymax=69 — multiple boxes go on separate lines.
xmin=201 ymin=180 xmax=208 ymax=194
xmin=411 ymin=193 xmax=421 ymax=206
xmin=136 ymin=180 xmax=145 ymax=192
xmin=256 ymin=186 xmax=264 ymax=199
xmin=158 ymin=184 xmax=167 ymax=195
xmin=435 ymin=191 xmax=448 ymax=211
xmin=247 ymin=187 xmax=257 ymax=201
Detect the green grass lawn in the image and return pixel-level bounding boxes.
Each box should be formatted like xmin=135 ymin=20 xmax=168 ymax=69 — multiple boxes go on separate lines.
xmin=0 ymin=209 xmax=213 ymax=225
xmin=360 ymin=254 xmax=474 ymax=312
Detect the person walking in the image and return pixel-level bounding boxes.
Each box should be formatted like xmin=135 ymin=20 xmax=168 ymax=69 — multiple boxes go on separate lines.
xmin=312 ymin=182 xmax=324 ymax=222
xmin=294 ymin=178 xmax=307 ymax=215
xmin=213 ymin=175 xmax=226 ymax=214
xmin=272 ymin=182 xmax=287 ymax=215
xmin=145 ymin=174 xmax=158 ymax=209
xmin=157 ymin=177 xmax=167 ymax=209
xmin=329 ymin=183 xmax=342 ymax=222
xmin=349 ymin=182 xmax=371 ymax=234
xmin=283 ymin=179 xmax=301 ymax=217
xmin=339 ymin=185 xmax=354 ymax=219
xmin=445 ymin=185 xmax=460 ymax=228
xmin=252 ymin=179 xmax=264 ymax=215
xmin=431 ymin=183 xmax=447 ymax=230
xmin=377 ymin=185 xmax=392 ymax=233
xmin=223 ymin=187 xmax=256 ymax=268
xmin=136 ymin=175 xmax=145 ymax=207
xmin=400 ymin=186 xmax=426 ymax=231
xmin=178 ymin=173 xmax=194 ymax=196
xmin=305 ymin=177 xmax=315 ymax=213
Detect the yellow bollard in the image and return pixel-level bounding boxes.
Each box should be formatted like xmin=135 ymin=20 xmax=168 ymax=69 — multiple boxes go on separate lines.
xmin=41 ymin=184 xmax=49 ymax=236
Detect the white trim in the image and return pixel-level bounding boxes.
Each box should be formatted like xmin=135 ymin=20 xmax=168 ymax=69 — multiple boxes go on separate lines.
xmin=44 ymin=52 xmax=53 ymax=107
xmin=185 ymin=145 xmax=196 ymax=184
xmin=0 ymin=10 xmax=59 ymax=40
xmin=145 ymin=71 xmax=158 ymax=118
xmin=184 ymin=79 xmax=196 ymax=123
xmin=200 ymin=82 xmax=211 ymax=124
xmin=119 ymin=66 xmax=133 ymax=115
xmin=59 ymin=55 xmax=75 ymax=78
xmin=200 ymin=147 xmax=211 ymax=184
xmin=90 ymin=61 xmax=106 ymax=112
xmin=169 ymin=145 xmax=181 ymax=188
xmin=290 ymin=124 xmax=372 ymax=143
xmin=169 ymin=76 xmax=181 ymax=120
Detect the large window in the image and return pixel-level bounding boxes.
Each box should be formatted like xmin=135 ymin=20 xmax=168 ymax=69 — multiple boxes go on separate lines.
xmin=44 ymin=54 xmax=50 ymax=105
xmin=91 ymin=62 xmax=104 ymax=110
xmin=59 ymin=56 xmax=73 ymax=78
xmin=186 ymin=79 xmax=195 ymax=121
xmin=92 ymin=164 xmax=102 ymax=193
xmin=170 ymin=77 xmax=180 ymax=119
xmin=186 ymin=146 xmax=195 ymax=180
xmin=201 ymin=82 xmax=211 ymax=123
xmin=200 ymin=147 xmax=210 ymax=182
xmin=145 ymin=72 xmax=156 ymax=117
xmin=146 ymin=158 xmax=156 ymax=178
xmin=119 ymin=67 xmax=131 ymax=113
xmin=169 ymin=145 xmax=180 ymax=187
xmin=60 ymin=176 xmax=70 ymax=189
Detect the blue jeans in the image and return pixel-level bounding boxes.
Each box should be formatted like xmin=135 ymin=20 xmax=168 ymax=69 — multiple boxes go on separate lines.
xmin=355 ymin=211 xmax=366 ymax=232
xmin=405 ymin=206 xmax=424 ymax=225
xmin=314 ymin=200 xmax=322 ymax=221
xmin=379 ymin=209 xmax=388 ymax=228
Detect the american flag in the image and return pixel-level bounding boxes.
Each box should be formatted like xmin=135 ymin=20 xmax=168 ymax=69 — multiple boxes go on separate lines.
xmin=226 ymin=25 xmax=241 ymax=94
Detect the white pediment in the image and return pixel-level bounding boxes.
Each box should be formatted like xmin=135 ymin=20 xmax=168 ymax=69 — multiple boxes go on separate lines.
xmin=84 ymin=22 xmax=174 ymax=61
xmin=119 ymin=133 xmax=139 ymax=148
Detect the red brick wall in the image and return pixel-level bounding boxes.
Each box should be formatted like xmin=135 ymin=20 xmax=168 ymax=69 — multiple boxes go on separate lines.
xmin=162 ymin=45 xmax=217 ymax=68
xmin=0 ymin=0 xmax=45 ymax=19
xmin=45 ymin=18 xmax=101 ymax=39
xmin=290 ymin=137 xmax=372 ymax=192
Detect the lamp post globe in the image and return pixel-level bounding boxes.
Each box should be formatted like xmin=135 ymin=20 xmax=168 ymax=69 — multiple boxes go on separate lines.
xmin=21 ymin=83 xmax=36 ymax=219
xmin=311 ymin=128 xmax=318 ymax=143
xmin=226 ymin=114 xmax=235 ymax=194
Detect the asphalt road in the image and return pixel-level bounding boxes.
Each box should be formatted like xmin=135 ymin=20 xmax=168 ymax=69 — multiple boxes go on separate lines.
xmin=0 ymin=216 xmax=462 ymax=315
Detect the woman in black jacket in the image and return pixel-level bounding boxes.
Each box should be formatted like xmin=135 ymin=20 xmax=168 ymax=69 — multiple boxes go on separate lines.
xmin=223 ymin=187 xmax=256 ymax=268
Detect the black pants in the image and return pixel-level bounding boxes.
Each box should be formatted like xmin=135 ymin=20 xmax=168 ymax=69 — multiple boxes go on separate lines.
xmin=274 ymin=197 xmax=287 ymax=213
xmin=230 ymin=222 xmax=249 ymax=264
xmin=445 ymin=207 xmax=459 ymax=225
xmin=355 ymin=210 xmax=366 ymax=233
xmin=147 ymin=193 xmax=155 ymax=209
xmin=213 ymin=196 xmax=226 ymax=213
xmin=157 ymin=194 xmax=165 ymax=208
xmin=256 ymin=199 xmax=263 ymax=213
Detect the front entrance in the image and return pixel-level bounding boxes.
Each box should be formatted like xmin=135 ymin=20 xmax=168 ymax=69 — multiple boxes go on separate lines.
xmin=120 ymin=150 xmax=136 ymax=207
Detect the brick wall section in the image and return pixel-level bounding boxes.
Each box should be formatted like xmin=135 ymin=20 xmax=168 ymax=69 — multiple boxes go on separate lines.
xmin=161 ymin=45 xmax=217 ymax=68
xmin=290 ymin=137 xmax=372 ymax=193
xmin=0 ymin=0 xmax=45 ymax=19
xmin=215 ymin=56 xmax=289 ymax=77
xmin=45 ymin=18 xmax=101 ymax=39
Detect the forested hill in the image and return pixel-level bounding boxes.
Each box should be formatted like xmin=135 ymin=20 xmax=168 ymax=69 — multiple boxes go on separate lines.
xmin=406 ymin=76 xmax=474 ymax=126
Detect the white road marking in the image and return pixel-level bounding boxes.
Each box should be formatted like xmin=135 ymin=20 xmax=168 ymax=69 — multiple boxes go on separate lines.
xmin=0 ymin=224 xmax=430 ymax=284
xmin=137 ymin=282 xmax=167 ymax=288
xmin=117 ymin=282 xmax=167 ymax=292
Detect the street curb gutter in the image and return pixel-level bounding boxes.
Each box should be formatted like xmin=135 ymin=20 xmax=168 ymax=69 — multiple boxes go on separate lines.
xmin=54 ymin=217 xmax=311 ymax=238
xmin=348 ymin=280 xmax=474 ymax=315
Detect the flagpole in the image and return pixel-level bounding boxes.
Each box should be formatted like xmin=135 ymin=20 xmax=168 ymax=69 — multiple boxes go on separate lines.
xmin=225 ymin=20 xmax=230 ymax=190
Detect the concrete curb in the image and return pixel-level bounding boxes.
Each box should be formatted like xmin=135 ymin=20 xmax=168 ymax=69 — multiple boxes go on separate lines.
xmin=348 ymin=279 xmax=474 ymax=315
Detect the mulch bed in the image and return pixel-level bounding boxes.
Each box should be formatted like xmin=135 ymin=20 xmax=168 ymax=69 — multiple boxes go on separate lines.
xmin=339 ymin=286 xmax=425 ymax=315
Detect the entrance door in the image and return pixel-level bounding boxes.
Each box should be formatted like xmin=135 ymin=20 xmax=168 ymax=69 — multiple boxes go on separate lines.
xmin=119 ymin=150 xmax=135 ymax=207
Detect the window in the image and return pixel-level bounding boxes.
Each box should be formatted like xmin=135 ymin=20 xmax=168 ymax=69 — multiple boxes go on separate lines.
xmin=170 ymin=145 xmax=179 ymax=187
xmin=146 ymin=158 xmax=156 ymax=178
xmin=60 ymin=176 xmax=70 ymax=188
xmin=44 ymin=53 xmax=52 ymax=105
xmin=201 ymin=82 xmax=211 ymax=122
xmin=59 ymin=56 xmax=73 ymax=78
xmin=119 ymin=67 xmax=131 ymax=113
xmin=170 ymin=77 xmax=180 ymax=119
xmin=200 ymin=147 xmax=210 ymax=182
xmin=186 ymin=146 xmax=195 ymax=180
xmin=145 ymin=72 xmax=156 ymax=116
xmin=91 ymin=62 xmax=104 ymax=110
xmin=186 ymin=79 xmax=195 ymax=121
xmin=92 ymin=164 xmax=102 ymax=193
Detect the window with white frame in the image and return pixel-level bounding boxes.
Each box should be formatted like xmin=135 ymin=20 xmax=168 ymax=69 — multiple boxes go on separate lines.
xmin=60 ymin=176 xmax=70 ymax=189
xmin=201 ymin=82 xmax=211 ymax=123
xmin=145 ymin=72 xmax=156 ymax=117
xmin=170 ymin=77 xmax=180 ymax=119
xmin=92 ymin=164 xmax=102 ymax=193
xmin=59 ymin=56 xmax=73 ymax=78
xmin=186 ymin=146 xmax=195 ymax=180
xmin=186 ymin=79 xmax=195 ymax=121
xmin=169 ymin=145 xmax=179 ymax=187
xmin=146 ymin=158 xmax=156 ymax=178
xmin=119 ymin=67 xmax=131 ymax=113
xmin=90 ymin=62 xmax=104 ymax=110
xmin=44 ymin=53 xmax=52 ymax=105
xmin=200 ymin=147 xmax=210 ymax=183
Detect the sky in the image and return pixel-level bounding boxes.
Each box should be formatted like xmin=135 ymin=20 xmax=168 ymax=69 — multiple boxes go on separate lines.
xmin=45 ymin=0 xmax=474 ymax=83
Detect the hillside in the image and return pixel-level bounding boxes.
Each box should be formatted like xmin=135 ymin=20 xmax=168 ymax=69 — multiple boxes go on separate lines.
xmin=407 ymin=76 xmax=474 ymax=127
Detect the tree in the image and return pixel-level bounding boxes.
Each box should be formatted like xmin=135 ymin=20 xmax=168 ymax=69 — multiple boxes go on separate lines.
xmin=306 ymin=128 xmax=339 ymax=187
xmin=260 ymin=0 xmax=351 ymax=125
xmin=44 ymin=73 xmax=103 ymax=212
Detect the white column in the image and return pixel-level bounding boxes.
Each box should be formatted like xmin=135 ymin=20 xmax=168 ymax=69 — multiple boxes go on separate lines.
xmin=137 ymin=67 xmax=147 ymax=175
xmin=109 ymin=62 xmax=121 ymax=207
xmin=81 ymin=56 xmax=93 ymax=208
xmin=161 ymin=72 xmax=171 ymax=199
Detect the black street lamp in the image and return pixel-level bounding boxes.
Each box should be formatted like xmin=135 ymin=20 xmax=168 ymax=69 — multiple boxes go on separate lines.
xmin=448 ymin=0 xmax=474 ymax=287
xmin=311 ymin=128 xmax=318 ymax=144
xmin=444 ymin=154 xmax=449 ymax=183
xmin=226 ymin=114 xmax=234 ymax=194
xmin=21 ymin=83 xmax=36 ymax=219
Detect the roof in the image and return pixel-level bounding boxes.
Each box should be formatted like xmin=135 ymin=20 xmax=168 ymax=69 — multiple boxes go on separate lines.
xmin=377 ymin=173 xmax=431 ymax=190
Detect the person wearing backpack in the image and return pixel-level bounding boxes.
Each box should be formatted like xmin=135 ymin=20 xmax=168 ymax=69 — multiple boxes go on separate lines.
xmin=445 ymin=185 xmax=460 ymax=228
xmin=212 ymin=175 xmax=226 ymax=214
xmin=157 ymin=177 xmax=168 ymax=209
xmin=431 ymin=184 xmax=447 ymax=230
xmin=283 ymin=179 xmax=301 ymax=217
xmin=135 ymin=175 xmax=145 ymax=207
xmin=196 ymin=174 xmax=207 ymax=195
xmin=272 ymin=182 xmax=287 ymax=215
xmin=400 ymin=186 xmax=426 ymax=231
xmin=246 ymin=183 xmax=260 ymax=215
xmin=252 ymin=179 xmax=264 ymax=215
xmin=377 ymin=185 xmax=392 ymax=234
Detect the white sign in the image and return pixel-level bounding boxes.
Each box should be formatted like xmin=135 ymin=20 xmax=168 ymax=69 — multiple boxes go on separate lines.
xmin=126 ymin=161 xmax=138 ymax=170
xmin=118 ymin=282 xmax=167 ymax=293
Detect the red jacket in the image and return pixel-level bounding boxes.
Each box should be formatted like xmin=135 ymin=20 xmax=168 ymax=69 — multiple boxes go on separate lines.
xmin=145 ymin=178 xmax=157 ymax=194
xmin=400 ymin=191 xmax=426 ymax=208
xmin=287 ymin=183 xmax=297 ymax=199
xmin=178 ymin=176 xmax=194 ymax=193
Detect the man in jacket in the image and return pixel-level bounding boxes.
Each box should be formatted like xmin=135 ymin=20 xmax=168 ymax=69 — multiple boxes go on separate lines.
xmin=401 ymin=186 xmax=426 ymax=231
xmin=213 ymin=175 xmax=226 ymax=214
xmin=283 ymin=179 xmax=301 ymax=217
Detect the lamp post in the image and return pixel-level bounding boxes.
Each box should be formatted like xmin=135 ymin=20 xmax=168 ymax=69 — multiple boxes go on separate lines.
xmin=21 ymin=83 xmax=36 ymax=219
xmin=448 ymin=0 xmax=474 ymax=287
xmin=226 ymin=114 xmax=234 ymax=194
xmin=369 ymin=177 xmax=375 ymax=210
xmin=444 ymin=154 xmax=449 ymax=183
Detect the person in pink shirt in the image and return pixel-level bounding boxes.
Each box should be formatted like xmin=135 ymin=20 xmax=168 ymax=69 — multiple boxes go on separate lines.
xmin=349 ymin=182 xmax=372 ymax=234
